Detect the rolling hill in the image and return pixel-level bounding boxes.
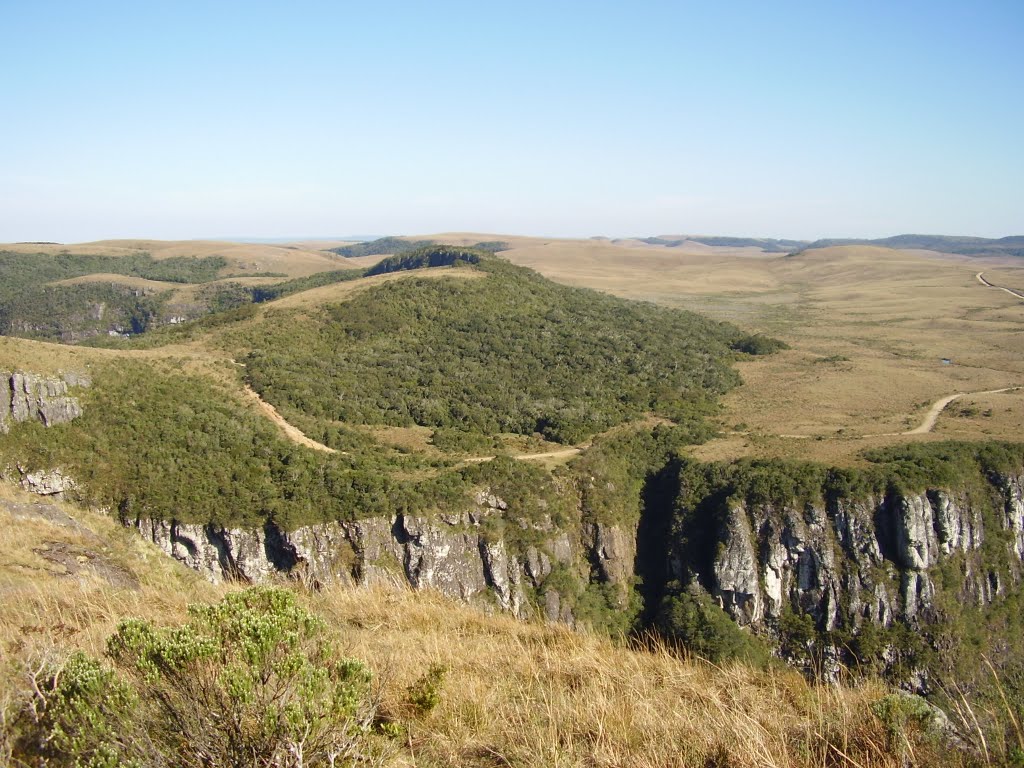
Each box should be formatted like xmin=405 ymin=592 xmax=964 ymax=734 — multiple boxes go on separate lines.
xmin=4 ymin=236 xmax=1024 ymax=766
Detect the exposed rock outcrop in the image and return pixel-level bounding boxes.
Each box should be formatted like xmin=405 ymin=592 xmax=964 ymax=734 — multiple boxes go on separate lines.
xmin=585 ymin=521 xmax=635 ymax=609
xmin=117 ymin=468 xmax=1024 ymax=644
xmin=129 ymin=491 xmax=578 ymax=620
xmin=14 ymin=466 xmax=77 ymax=499
xmin=686 ymin=481 xmax=1021 ymax=634
xmin=0 ymin=370 xmax=88 ymax=433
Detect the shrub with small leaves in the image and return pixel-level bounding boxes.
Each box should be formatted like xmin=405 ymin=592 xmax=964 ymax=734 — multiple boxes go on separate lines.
xmin=872 ymin=693 xmax=935 ymax=757
xmin=18 ymin=652 xmax=138 ymax=768
xmin=18 ymin=587 xmax=382 ymax=768
xmin=406 ymin=663 xmax=446 ymax=717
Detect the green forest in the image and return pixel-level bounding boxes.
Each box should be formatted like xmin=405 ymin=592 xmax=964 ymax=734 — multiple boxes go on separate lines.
xmin=242 ymin=255 xmax=753 ymax=443
xmin=0 ymin=250 xmax=230 ymax=342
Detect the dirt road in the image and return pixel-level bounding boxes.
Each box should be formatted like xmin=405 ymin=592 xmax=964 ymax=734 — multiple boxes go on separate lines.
xmin=976 ymin=272 xmax=1024 ymax=301
xmin=242 ymin=385 xmax=337 ymax=453
xmin=902 ymin=386 xmax=1021 ymax=435
xmin=461 ymin=447 xmax=582 ymax=464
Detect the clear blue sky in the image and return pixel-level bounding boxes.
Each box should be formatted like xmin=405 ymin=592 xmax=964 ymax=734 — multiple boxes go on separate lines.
xmin=2 ymin=0 xmax=1021 ymax=242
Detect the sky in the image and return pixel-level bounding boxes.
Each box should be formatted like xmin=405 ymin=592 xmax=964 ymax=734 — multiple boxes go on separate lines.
xmin=1 ymin=0 xmax=1022 ymax=242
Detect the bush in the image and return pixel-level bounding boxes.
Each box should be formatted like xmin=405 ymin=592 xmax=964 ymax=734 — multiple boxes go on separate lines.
xmin=730 ymin=334 xmax=789 ymax=355
xmin=406 ymin=664 xmax=446 ymax=716
xmin=871 ymin=693 xmax=936 ymax=758
xmin=17 ymin=588 xmax=383 ymax=768
xmin=655 ymin=587 xmax=769 ymax=665
xmin=17 ymin=652 xmax=137 ymax=768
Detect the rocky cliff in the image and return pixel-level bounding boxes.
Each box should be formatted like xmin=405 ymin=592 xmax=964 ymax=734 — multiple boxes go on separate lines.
xmin=130 ymin=490 xmax=579 ymax=622
xmin=681 ymin=480 xmax=1022 ymax=634
xmin=0 ymin=370 xmax=87 ymax=434
xmin=26 ymin=456 xmax=1024 ymax=655
xmin=6 ymin=372 xmax=1024 ymax=674
xmin=1 ymin=371 xmax=88 ymax=497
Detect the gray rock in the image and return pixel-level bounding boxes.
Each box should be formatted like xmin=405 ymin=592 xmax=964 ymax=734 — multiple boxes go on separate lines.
xmin=17 ymin=466 xmax=77 ymax=498
xmin=3 ymin=371 xmax=84 ymax=429
xmin=525 ymin=546 xmax=552 ymax=586
xmin=1002 ymin=476 xmax=1024 ymax=559
xmin=896 ymin=494 xmax=937 ymax=571
xmin=0 ymin=372 xmax=11 ymax=434
xmin=713 ymin=505 xmax=763 ymax=625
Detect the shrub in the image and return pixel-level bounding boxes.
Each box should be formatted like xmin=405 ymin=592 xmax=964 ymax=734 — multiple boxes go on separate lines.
xmin=18 ymin=587 xmax=383 ymax=768
xmin=406 ymin=664 xmax=446 ymax=716
xmin=871 ymin=693 xmax=936 ymax=758
xmin=17 ymin=652 xmax=137 ymax=768
xmin=730 ymin=334 xmax=789 ymax=355
xmin=654 ymin=587 xmax=768 ymax=665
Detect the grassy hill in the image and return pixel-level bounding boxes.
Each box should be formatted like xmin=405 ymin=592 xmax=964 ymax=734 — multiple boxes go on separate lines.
xmin=329 ymin=236 xmax=512 ymax=259
xmin=239 ymin=251 xmax=752 ymax=444
xmin=799 ymin=234 xmax=1024 ymax=258
xmin=0 ymin=485 xmax=974 ymax=768
xmin=642 ymin=235 xmax=809 ymax=252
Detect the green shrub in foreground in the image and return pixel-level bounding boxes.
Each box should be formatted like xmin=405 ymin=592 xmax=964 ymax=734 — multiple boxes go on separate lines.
xmin=18 ymin=587 xmax=383 ymax=768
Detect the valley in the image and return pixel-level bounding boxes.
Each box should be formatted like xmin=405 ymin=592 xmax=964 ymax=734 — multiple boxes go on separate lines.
xmin=4 ymin=234 xmax=1024 ymax=767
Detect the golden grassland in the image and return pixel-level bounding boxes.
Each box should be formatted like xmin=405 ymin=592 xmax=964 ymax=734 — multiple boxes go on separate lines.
xmin=483 ymin=237 xmax=1024 ymax=465
xmin=0 ymin=485 xmax=956 ymax=768
xmin=270 ymin=265 xmax=484 ymax=310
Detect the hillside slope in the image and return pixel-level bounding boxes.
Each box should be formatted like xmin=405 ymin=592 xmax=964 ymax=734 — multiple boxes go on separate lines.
xmin=0 ymin=484 xmax=974 ymax=768
xmin=5 ymin=243 xmax=1024 ymax=762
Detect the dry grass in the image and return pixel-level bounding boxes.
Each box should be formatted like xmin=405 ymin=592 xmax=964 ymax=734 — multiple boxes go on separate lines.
xmin=0 ymin=487 xmax=225 ymax=757
xmin=355 ymin=424 xmax=442 ymax=456
xmin=0 ymin=484 xmax=950 ymax=768
xmin=43 ymin=273 xmax=186 ymax=291
xmin=270 ymin=265 xmax=485 ymax=309
xmin=313 ymin=587 xmax=919 ymax=768
xmin=499 ymin=239 xmax=1024 ymax=465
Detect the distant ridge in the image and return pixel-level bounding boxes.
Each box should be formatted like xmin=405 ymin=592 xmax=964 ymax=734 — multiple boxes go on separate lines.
xmin=641 ymin=236 xmax=808 ymax=253
xmin=640 ymin=234 xmax=1024 ymax=258
xmin=798 ymin=234 xmax=1024 ymax=258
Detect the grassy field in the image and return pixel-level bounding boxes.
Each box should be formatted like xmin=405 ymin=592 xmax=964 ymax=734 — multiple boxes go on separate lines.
xmin=483 ymin=236 xmax=1024 ymax=465
xmin=3 ymin=238 xmax=349 ymax=278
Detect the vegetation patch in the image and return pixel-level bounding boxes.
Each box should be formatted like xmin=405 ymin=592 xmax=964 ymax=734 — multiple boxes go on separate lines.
xmin=12 ymin=587 xmax=385 ymax=767
xmin=329 ymin=236 xmax=437 ymax=258
xmin=0 ymin=282 xmax=170 ymax=342
xmin=243 ymin=258 xmax=750 ymax=444
xmin=364 ymin=244 xmax=483 ymax=276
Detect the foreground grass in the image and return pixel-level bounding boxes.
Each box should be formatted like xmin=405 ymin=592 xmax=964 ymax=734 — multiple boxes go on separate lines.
xmin=0 ymin=485 xmax=975 ymax=767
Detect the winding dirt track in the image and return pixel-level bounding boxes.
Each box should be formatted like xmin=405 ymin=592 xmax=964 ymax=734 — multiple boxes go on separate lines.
xmin=241 ymin=379 xmax=579 ymax=461
xmin=242 ymin=386 xmax=337 ymax=453
xmin=976 ymin=272 xmax=1024 ymax=301
xmin=461 ymin=447 xmax=582 ymax=464
xmin=902 ymin=387 xmax=1021 ymax=435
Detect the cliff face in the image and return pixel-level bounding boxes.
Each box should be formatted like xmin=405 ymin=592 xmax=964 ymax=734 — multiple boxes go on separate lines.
xmin=120 ymin=472 xmax=1024 ymax=665
xmin=130 ymin=491 xmax=579 ymax=622
xmin=0 ymin=371 xmax=87 ymax=434
xmin=5 ymin=374 xmax=1023 ymax=657
xmin=680 ymin=480 xmax=1021 ymax=634
xmin=26 ymin=457 xmax=1024 ymax=647
xmin=1 ymin=371 xmax=87 ymax=498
